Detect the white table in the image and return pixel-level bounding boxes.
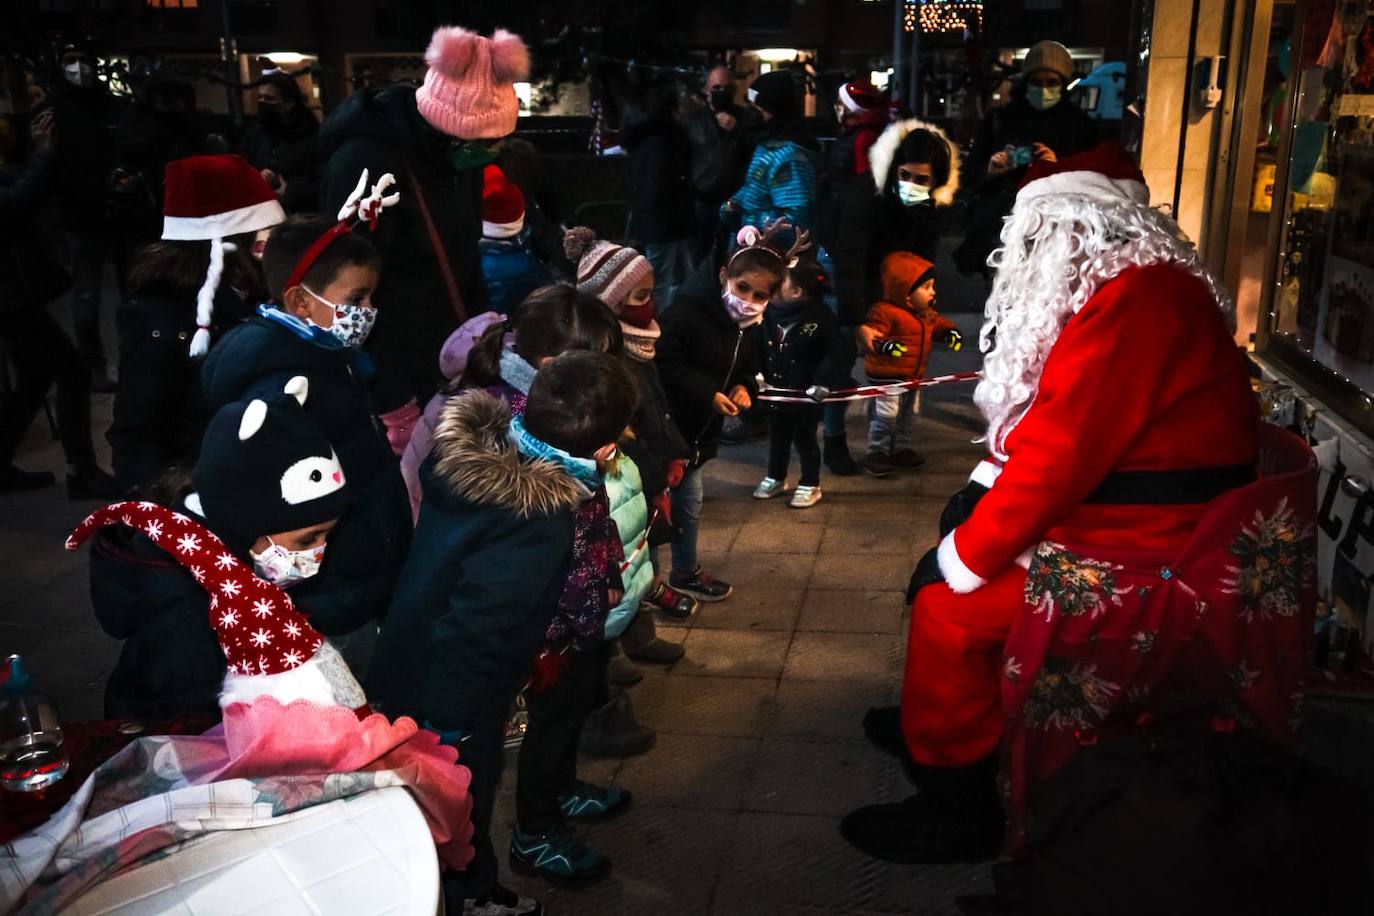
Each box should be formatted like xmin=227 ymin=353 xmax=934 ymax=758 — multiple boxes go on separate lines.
xmin=61 ymin=787 xmax=440 ymax=916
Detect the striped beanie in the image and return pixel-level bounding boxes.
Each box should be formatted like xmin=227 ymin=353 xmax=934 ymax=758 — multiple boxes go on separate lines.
xmin=563 ymin=226 xmax=652 ymax=314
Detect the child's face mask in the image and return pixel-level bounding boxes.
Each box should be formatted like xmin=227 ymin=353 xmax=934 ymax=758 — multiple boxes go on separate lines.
xmin=251 ymin=539 xmax=326 ymax=588
xmin=897 ymin=180 xmax=932 ymax=206
xmin=304 ymin=287 xmax=376 ymax=348
xmin=621 ymin=298 xmax=657 ymax=328
xmin=722 ymin=289 xmax=766 ymax=326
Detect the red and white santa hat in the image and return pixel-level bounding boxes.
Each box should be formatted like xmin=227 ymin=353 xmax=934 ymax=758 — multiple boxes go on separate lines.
xmin=162 ymin=154 xmax=286 ymax=359
xmin=838 ymin=79 xmax=882 ymax=113
xmin=1016 ymin=142 xmax=1149 ymax=208
xmin=482 ymin=164 xmax=525 ymax=239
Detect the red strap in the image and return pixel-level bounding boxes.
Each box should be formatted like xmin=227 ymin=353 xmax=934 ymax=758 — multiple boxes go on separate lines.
xmin=407 ymin=172 xmax=467 ymax=324
xmin=284 ymin=222 xmax=354 ymax=293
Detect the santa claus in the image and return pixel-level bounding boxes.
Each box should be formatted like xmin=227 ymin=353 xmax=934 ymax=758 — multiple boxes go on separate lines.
xmin=842 ymin=144 xmax=1262 ymax=863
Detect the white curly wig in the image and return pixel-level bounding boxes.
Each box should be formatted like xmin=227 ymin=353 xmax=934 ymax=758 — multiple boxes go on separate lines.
xmin=974 ymin=189 xmax=1232 ymax=460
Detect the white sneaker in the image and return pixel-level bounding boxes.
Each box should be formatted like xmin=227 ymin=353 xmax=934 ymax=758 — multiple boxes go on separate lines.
xmin=789 ymin=485 xmax=823 ymax=509
xmin=753 ymin=477 xmax=787 ymax=499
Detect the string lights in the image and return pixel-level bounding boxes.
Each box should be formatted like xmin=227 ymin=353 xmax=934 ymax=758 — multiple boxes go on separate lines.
xmin=918 ymin=0 xmax=984 ymax=34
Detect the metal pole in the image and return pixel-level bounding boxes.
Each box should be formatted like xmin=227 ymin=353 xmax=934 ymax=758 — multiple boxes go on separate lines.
xmin=909 ymin=18 xmax=921 ymax=113
xmin=219 ymin=0 xmax=242 ymax=128
xmin=892 ymin=0 xmax=904 ymax=103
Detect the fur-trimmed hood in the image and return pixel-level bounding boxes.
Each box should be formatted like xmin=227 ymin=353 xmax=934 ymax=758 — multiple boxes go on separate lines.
xmin=869 ymin=118 xmax=961 ymax=206
xmin=429 ymin=390 xmax=585 ymax=518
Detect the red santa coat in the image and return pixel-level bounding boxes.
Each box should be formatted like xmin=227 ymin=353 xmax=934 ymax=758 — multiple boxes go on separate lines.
xmin=903 ymin=261 xmax=1262 ymax=770
xmin=940 ymin=262 xmax=1259 ymax=589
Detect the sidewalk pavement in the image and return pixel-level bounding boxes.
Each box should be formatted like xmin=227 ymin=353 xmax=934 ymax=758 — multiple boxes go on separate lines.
xmin=0 ymin=313 xmax=991 ymax=914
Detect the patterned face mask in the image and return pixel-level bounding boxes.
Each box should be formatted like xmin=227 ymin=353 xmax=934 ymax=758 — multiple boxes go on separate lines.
xmin=250 ymin=539 xmax=326 ymax=588
xmin=304 ymin=287 xmax=376 ymax=348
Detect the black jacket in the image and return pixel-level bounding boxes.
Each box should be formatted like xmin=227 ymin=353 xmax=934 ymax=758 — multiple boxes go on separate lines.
xmin=368 ymin=392 xmax=581 ymax=735
xmin=623 ymin=113 xmax=697 ymax=245
xmin=91 ymin=524 xmax=228 ymax=718
xmin=683 ymin=101 xmax=757 ymax=209
xmin=656 ymin=265 xmax=763 ymax=466
xmin=0 ymin=150 xmax=70 ymax=315
xmin=318 ymin=87 xmax=489 ymax=412
xmin=201 ymin=315 xmax=412 ymax=633
xmin=957 ymin=95 xmax=1098 ymax=274
xmin=759 ymin=297 xmax=850 ymax=393
xmin=107 ymin=289 xmax=251 ymax=492
xmin=51 ymin=84 xmax=124 ymax=229
xmin=240 ymin=107 xmax=321 ymax=214
xmin=621 ymin=355 xmax=689 ymax=500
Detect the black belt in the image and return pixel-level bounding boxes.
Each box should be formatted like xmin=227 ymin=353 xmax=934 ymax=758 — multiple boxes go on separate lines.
xmin=1083 ymin=464 xmax=1256 ymax=506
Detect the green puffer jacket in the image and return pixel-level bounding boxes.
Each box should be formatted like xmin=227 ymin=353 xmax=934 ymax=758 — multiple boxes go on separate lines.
xmin=604 ymin=451 xmax=654 ymax=639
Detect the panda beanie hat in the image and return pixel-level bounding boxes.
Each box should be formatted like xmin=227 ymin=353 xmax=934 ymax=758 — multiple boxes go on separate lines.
xmin=192 ymin=377 xmax=351 ymax=546
xmin=416 ymin=26 xmax=530 ymax=140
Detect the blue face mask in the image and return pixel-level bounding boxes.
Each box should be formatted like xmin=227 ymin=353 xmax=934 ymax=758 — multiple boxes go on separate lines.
xmin=1027 ymin=85 xmax=1062 ymax=111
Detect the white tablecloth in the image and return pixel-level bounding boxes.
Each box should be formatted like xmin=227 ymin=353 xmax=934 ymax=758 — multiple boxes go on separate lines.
xmin=61 ymin=787 xmax=439 ymax=916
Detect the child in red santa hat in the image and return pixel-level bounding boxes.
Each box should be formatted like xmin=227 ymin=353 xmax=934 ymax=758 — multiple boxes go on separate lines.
xmin=479 ymin=163 xmax=554 ymax=315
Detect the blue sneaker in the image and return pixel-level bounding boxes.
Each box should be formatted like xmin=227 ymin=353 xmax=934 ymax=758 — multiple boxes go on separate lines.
xmin=509 ymin=824 xmax=610 ymax=887
xmin=558 ymin=782 xmax=633 ymax=821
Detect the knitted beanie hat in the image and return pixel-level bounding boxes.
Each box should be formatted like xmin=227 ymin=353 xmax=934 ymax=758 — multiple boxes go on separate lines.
xmin=162 ymin=154 xmax=285 ymax=358
xmin=482 ymin=164 xmax=526 ymax=238
xmin=564 ymin=226 xmax=652 ymax=314
xmin=67 ymin=500 xmax=366 ymax=710
xmin=1022 ymin=40 xmax=1074 ymax=82
xmin=747 ymin=70 xmax=801 ymax=120
xmin=191 ymin=377 xmax=351 ymax=550
xmin=416 ymin=26 xmax=530 ymax=140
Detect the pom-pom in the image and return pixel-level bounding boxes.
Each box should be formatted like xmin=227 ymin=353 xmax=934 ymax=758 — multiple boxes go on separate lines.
xmin=489 ymin=29 xmax=530 ymax=83
xmin=563 ymin=225 xmax=597 ymax=263
xmin=737 ymin=225 xmax=761 ymax=247
xmin=425 ymin=25 xmax=480 ymax=78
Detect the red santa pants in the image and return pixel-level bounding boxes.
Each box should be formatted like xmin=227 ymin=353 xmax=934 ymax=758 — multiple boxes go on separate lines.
xmin=901 ymin=568 xmax=1028 ymax=767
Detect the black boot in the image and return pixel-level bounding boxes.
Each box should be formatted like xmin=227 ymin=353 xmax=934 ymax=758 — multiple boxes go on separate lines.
xmin=840 ymin=755 xmax=1004 ymax=863
xmin=823 ymin=434 xmax=859 ymax=476
xmin=66 ymin=465 xmax=120 ymax=500
xmin=578 ymin=689 xmax=656 ymax=759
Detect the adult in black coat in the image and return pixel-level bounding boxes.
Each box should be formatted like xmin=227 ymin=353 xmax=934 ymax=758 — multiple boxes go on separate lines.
xmin=317 ymin=86 xmax=490 ymax=416
xmin=0 ymin=110 xmax=116 ymax=497
xmin=107 ymin=241 xmax=260 ymax=492
xmin=683 ymin=65 xmax=759 ymax=255
xmin=240 ymin=73 xmax=321 ymax=214
xmin=955 ymin=40 xmax=1098 ymax=276
xmin=623 ymin=87 xmax=699 ymax=306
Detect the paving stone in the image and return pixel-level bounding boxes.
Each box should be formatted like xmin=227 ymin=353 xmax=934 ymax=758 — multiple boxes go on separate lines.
xmin=797 ymin=589 xmax=905 ymax=635
xmin=767 ymin=679 xmax=897 ymax=742
xmin=742 ymin=737 xmax=909 ymax=817
xmin=820 ymin=523 xmax=925 ymax=557
xmin=733 ymin=518 xmax=824 ymax=554
xmin=695 ymin=586 xmax=803 ymax=631
xmin=675 ymin=629 xmax=791 ymax=679
xmin=712 ymin=552 xmax=816 ymax=590
xmin=638 ymin=675 xmax=776 ymax=738
xmin=23 ymin=627 xmax=121 ymax=687
xmin=615 ymin=732 xmax=760 ymax=810
xmin=809 ymin=552 xmax=912 ymax=591
xmin=782 ymin=632 xmax=903 ymax=683
xmin=580 ymin=807 xmax=737 ymax=905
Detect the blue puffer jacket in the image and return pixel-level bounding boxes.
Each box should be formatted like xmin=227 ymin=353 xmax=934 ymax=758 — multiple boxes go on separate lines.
xmin=479 ymin=229 xmax=554 ymax=316
xmin=604 ymin=451 xmax=654 ymax=639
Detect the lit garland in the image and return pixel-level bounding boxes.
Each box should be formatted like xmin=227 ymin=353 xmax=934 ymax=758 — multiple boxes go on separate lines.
xmin=903 ymin=1 xmax=919 ymax=32
xmin=918 ymin=0 xmax=983 ymax=34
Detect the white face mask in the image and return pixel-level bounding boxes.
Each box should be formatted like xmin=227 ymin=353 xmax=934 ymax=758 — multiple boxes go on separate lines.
xmin=1027 ymin=85 xmax=1062 ymax=111
xmin=63 ymin=62 xmax=93 ymax=88
xmin=722 ymin=289 xmax=766 ymax=327
xmin=303 ymin=287 xmax=376 ymax=348
xmin=251 ymin=539 xmax=326 ymax=588
xmin=897 ymin=180 xmax=932 ymax=207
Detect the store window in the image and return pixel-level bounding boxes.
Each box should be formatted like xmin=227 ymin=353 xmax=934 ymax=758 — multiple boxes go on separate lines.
xmin=1264 ymin=0 xmax=1374 ymax=435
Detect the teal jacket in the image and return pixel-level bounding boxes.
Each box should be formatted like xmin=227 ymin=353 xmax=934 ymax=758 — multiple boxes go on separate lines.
xmin=604 ymin=451 xmax=654 ymax=639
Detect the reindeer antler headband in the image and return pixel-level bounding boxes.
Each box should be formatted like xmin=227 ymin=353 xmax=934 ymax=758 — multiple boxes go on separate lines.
xmin=283 ymin=169 xmax=401 ymax=293
xmin=729 ymin=219 xmax=812 ymax=270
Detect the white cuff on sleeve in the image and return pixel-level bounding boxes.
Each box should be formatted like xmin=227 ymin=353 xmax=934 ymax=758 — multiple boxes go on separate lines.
xmin=968 ymin=459 xmax=1002 ymax=489
xmin=938 ymin=530 xmax=989 ymax=594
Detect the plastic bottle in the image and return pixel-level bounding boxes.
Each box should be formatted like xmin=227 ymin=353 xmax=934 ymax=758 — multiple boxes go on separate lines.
xmin=0 ymin=655 xmax=68 ymax=792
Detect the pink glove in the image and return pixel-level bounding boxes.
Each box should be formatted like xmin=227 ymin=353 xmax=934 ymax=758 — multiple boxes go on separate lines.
xmin=379 ymin=399 xmax=421 ymax=457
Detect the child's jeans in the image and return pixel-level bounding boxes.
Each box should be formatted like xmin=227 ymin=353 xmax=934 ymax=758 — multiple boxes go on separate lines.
xmin=516 ymin=641 xmax=611 ymax=832
xmin=669 ymin=465 xmax=704 ymax=575
xmin=867 ymin=376 xmax=920 ymax=455
xmin=767 ymin=405 xmax=822 ymax=486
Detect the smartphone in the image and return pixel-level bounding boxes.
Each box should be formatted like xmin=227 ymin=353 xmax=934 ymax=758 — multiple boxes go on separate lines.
xmin=1009 ymin=145 xmax=1034 ymax=167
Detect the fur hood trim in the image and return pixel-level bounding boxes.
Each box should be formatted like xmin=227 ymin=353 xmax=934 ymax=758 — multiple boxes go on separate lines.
xmin=869 ymin=118 xmax=961 ymax=206
xmin=431 ymin=391 xmax=586 ymax=517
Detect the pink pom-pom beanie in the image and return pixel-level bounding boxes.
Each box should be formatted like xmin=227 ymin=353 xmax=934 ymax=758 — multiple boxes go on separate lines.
xmin=416 ymin=26 xmax=530 ymax=140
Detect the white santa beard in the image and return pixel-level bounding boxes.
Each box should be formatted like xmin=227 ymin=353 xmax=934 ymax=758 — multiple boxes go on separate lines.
xmin=973 ymin=193 xmax=1230 ymax=460
xmin=218 ymin=641 xmax=366 ymax=710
